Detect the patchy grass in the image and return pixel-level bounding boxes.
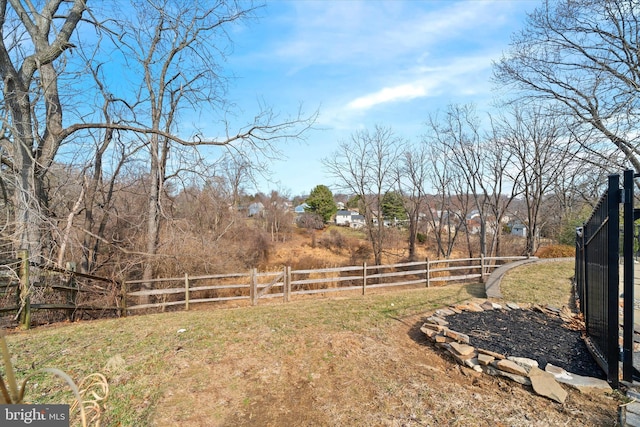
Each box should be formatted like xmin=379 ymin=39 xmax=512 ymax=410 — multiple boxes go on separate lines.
xmin=1 ymin=268 xmax=618 ymax=426
xmin=499 ymin=260 xmax=574 ymax=308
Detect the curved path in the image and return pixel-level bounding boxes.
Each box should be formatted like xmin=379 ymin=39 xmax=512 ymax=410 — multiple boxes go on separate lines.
xmin=484 ymin=257 xmax=574 ymax=299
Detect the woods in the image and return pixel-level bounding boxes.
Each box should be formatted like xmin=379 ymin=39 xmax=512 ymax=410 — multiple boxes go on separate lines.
xmin=0 ymin=0 xmax=635 ymax=291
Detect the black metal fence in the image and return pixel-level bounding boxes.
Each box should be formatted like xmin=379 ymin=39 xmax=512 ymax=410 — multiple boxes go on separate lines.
xmin=575 ymin=170 xmax=640 ymax=388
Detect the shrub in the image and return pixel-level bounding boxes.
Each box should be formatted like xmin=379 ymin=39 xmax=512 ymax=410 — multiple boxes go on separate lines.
xmin=535 ymin=244 xmax=575 ymax=258
xmin=318 ymin=229 xmax=348 ymax=252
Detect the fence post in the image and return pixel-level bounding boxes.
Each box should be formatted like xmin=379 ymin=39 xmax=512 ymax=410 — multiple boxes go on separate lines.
xmin=120 ymin=280 xmax=127 ymax=317
xmin=362 ymin=262 xmax=367 ymax=295
xmin=623 ymin=169 xmax=635 ymax=382
xmin=185 ymin=273 xmax=190 ymax=311
xmin=65 ymin=262 xmax=77 ymax=322
xmin=250 ymin=268 xmax=258 ymax=306
xmin=606 ymin=173 xmax=621 ymax=388
xmin=426 ymin=258 xmax=430 ymax=288
xmin=18 ymin=249 xmax=30 ymax=329
xmin=283 ymin=267 xmax=289 ymax=303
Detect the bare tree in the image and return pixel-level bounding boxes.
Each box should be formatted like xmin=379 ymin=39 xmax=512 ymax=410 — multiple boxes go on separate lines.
xmin=422 ymin=143 xmax=470 ymax=258
xmin=324 ymin=125 xmax=402 ymax=265
xmin=425 ymin=104 xmax=517 ymax=258
xmin=492 ymin=105 xmax=579 ymax=255
xmin=494 ymin=0 xmax=640 ymax=172
xmin=0 ymin=0 xmax=87 ymax=263
xmin=396 ymin=144 xmax=429 ymax=261
xmin=0 ymin=0 xmax=315 ymax=280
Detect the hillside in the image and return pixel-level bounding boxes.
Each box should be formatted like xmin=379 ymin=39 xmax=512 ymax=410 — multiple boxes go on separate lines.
xmin=2 ymin=261 xmax=619 ymax=426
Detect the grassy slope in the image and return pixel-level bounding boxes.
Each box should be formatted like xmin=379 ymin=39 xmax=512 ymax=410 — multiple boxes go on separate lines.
xmin=2 ymin=260 xmax=619 ymax=426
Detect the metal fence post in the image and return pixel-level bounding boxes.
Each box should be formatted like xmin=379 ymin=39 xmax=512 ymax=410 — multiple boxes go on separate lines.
xmin=607 ymin=173 xmax=621 ymax=388
xmin=623 ymin=169 xmax=636 ymax=382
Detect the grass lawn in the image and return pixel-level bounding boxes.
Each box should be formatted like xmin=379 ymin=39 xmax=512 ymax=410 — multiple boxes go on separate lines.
xmin=1 ymin=259 xmax=618 ymax=426
xmin=499 ymin=259 xmax=575 ymax=307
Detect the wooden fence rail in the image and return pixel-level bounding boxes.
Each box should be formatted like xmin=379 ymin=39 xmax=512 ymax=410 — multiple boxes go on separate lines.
xmin=1 ymin=255 xmax=532 ymax=327
xmin=123 ymin=256 xmax=531 ymax=311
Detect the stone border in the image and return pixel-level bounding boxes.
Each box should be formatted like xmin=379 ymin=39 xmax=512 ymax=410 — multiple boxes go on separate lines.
xmin=420 ymin=298 xmax=611 ymax=404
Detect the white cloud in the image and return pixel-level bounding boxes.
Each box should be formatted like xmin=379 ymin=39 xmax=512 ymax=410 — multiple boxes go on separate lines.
xmin=344 ymin=53 xmax=498 ymax=111
xmin=347 ymin=83 xmax=428 ymax=110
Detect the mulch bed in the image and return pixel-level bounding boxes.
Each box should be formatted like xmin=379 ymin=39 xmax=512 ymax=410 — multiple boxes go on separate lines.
xmin=443 ymin=308 xmax=606 ymax=379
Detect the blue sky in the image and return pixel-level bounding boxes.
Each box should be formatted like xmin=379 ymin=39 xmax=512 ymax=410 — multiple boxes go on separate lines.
xmin=208 ymin=0 xmax=540 ymax=197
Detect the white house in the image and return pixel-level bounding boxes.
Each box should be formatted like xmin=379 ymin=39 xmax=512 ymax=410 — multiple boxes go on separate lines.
xmin=248 ymin=202 xmax=264 ymax=217
xmin=335 ymin=210 xmax=353 ymax=226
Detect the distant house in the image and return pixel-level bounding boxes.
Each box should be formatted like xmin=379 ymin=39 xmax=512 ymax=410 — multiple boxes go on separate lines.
xmin=335 ymin=210 xmax=353 ymax=226
xmin=335 ymin=210 xmax=366 ymax=229
xmin=294 ymin=203 xmax=310 ymax=214
xmin=510 ymin=220 xmax=527 ymax=237
xmin=248 ymin=202 xmax=265 ymax=217
xmin=350 ymin=214 xmax=366 ymax=229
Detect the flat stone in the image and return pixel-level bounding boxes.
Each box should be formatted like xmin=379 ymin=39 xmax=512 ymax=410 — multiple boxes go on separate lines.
xmin=420 ymin=322 xmax=445 ymax=332
xmin=491 ymin=302 xmax=503 ymax=310
xmin=529 ymin=366 xmax=567 ymax=403
xmin=621 ymin=404 xmax=640 ymax=427
xmin=506 ymin=302 xmax=520 ymax=310
xmin=436 ymin=342 xmax=451 ymax=351
xmin=495 ymin=359 xmax=528 ymax=377
xmin=434 ymin=334 xmax=449 ymax=343
xmin=508 ymin=356 xmax=539 ymax=373
xmin=450 ymin=342 xmax=475 ymax=356
xmin=545 ymin=363 xmax=611 ymax=392
xmin=444 ymin=329 xmax=470 ymax=344
xmin=467 ymin=302 xmax=485 ymax=312
xmin=478 ymin=353 xmax=494 ymax=366
xmin=464 ymin=357 xmax=480 ymax=369
xmin=427 ymin=316 xmax=449 ymax=326
xmin=449 ymin=348 xmax=477 ymax=363
xmin=420 ymin=326 xmax=439 ymax=339
xmin=435 ymin=308 xmax=455 ymax=317
xmin=484 ymin=365 xmax=531 ymax=385
xmin=449 ymin=306 xmax=462 ymax=314
xmin=480 ymin=301 xmax=495 ymax=311
xmin=478 ymin=348 xmax=506 ymax=360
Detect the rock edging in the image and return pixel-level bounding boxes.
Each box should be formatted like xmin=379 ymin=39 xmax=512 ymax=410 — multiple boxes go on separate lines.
xmin=420 ymin=299 xmax=611 ymax=404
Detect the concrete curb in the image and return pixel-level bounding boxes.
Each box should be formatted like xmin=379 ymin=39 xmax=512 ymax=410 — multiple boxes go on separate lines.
xmin=485 ymin=257 xmax=574 ymax=299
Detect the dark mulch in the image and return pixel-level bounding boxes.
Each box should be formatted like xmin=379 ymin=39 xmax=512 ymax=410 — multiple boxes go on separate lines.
xmin=442 ymin=308 xmax=606 ymax=379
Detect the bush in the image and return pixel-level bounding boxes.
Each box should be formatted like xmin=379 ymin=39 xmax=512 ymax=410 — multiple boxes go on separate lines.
xmin=318 ymin=229 xmax=348 ymax=252
xmin=535 ymin=244 xmax=575 ymax=258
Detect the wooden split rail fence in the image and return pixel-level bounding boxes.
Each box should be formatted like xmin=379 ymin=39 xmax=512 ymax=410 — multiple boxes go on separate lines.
xmin=1 ymin=255 xmax=530 ymax=328
xmin=124 ymin=256 xmax=530 ymax=312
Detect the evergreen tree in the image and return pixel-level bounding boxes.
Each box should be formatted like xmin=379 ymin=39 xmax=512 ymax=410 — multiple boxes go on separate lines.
xmin=382 ymin=192 xmax=407 ymax=221
xmin=305 ymin=185 xmax=338 ymax=223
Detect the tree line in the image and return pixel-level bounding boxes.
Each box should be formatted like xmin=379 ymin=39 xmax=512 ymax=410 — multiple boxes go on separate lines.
xmin=0 ymin=0 xmax=637 ymax=282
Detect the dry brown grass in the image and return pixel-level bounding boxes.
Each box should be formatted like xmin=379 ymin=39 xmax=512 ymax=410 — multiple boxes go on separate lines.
xmin=3 ymin=271 xmax=619 ymax=426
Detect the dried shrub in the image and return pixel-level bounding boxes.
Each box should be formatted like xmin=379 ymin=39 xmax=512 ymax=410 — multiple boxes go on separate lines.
xmin=318 ymin=229 xmax=348 ymax=252
xmin=535 ymin=244 xmax=576 ymax=258
xmin=291 ymin=255 xmax=325 ymax=271
xmin=349 ymin=243 xmax=372 ymax=265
